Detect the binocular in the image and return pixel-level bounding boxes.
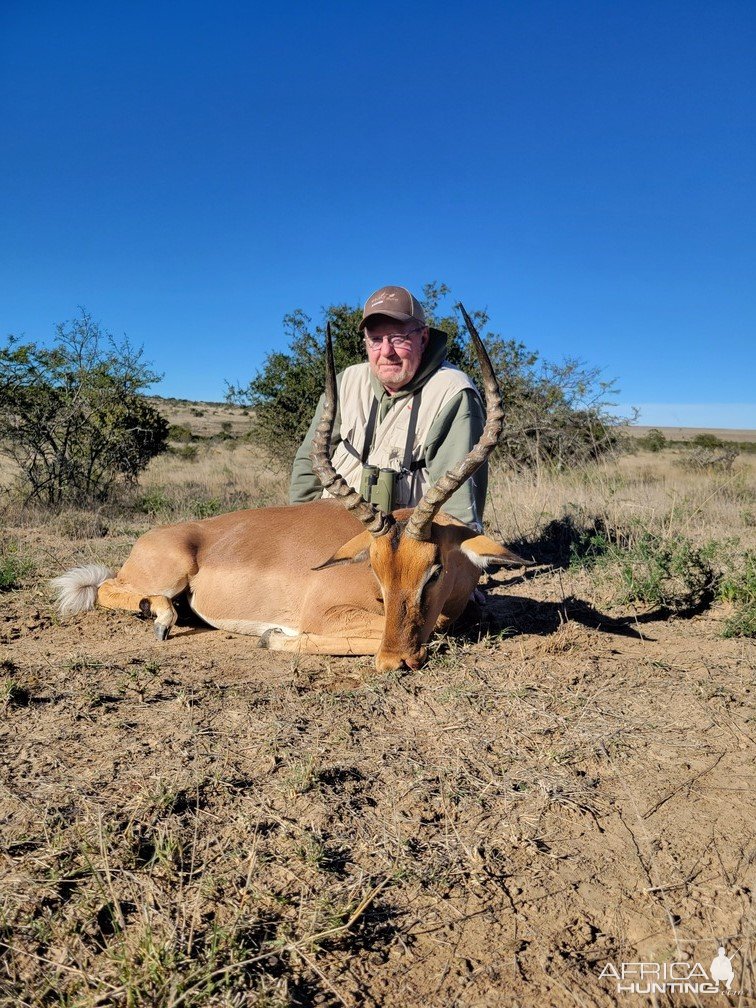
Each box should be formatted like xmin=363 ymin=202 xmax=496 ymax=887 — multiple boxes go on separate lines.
xmin=359 ymin=465 xmax=398 ymax=513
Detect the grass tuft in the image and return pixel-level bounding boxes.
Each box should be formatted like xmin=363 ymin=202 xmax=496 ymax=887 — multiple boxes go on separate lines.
xmin=0 ymin=539 xmax=34 ymax=590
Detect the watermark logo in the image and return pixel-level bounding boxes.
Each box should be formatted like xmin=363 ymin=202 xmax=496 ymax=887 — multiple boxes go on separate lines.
xmin=709 ymin=946 xmax=734 ymax=992
xmin=597 ymin=945 xmax=738 ymax=996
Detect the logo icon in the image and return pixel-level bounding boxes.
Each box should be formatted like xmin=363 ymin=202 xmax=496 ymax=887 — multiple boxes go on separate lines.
xmin=710 ymin=947 xmax=734 ymax=992
xmin=597 ymin=943 xmax=740 ymax=996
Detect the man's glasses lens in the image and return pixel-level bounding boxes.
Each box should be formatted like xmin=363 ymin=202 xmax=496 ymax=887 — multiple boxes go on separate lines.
xmin=365 ymin=329 xmax=420 ymax=349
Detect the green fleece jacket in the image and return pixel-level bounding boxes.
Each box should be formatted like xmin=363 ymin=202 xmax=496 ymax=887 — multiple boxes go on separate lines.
xmin=289 ymin=328 xmax=487 ymax=527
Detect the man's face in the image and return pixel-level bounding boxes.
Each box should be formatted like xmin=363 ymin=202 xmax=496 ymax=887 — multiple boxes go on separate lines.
xmin=364 ymin=317 xmax=429 ymax=393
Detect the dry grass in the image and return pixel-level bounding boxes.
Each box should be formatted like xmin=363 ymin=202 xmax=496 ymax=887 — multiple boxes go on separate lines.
xmin=488 ymin=450 xmax=756 ymax=547
xmin=136 ymin=441 xmax=291 ymax=520
xmin=1 ymin=424 xmax=755 ymax=1006
xmin=146 ymin=397 xmax=253 ymax=439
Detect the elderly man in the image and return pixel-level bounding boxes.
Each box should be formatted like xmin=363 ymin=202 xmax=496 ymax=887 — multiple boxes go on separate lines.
xmin=289 ymin=285 xmax=487 ymax=528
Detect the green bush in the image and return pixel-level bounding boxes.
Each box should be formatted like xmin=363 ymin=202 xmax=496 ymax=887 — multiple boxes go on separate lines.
xmin=170 ymin=443 xmax=199 ymax=461
xmin=0 ymin=309 xmax=167 ymax=506
xmin=168 ymin=424 xmax=193 ymax=442
xmin=613 ymin=533 xmax=717 ymax=609
xmin=566 ymin=519 xmax=717 ymax=611
xmin=566 ymin=518 xmax=755 ymax=630
xmin=718 ymin=552 xmax=756 ymax=638
xmin=192 ymin=498 xmax=223 ymax=518
xmin=637 ymin=428 xmax=666 ymax=452
xmin=721 ymin=608 xmax=756 ymax=638
xmin=692 ymin=433 xmax=725 ymax=449
xmin=137 ymin=488 xmax=175 ymax=519
xmin=568 ymin=528 xmax=614 ymax=568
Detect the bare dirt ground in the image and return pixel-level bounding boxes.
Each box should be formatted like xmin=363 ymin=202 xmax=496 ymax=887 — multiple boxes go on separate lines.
xmin=1 ymin=426 xmax=754 ymax=1006
xmin=3 ymin=552 xmax=754 ymax=1004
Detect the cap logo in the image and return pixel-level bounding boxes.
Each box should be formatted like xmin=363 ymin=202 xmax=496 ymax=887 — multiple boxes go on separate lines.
xmin=369 ymin=290 xmax=402 ymax=309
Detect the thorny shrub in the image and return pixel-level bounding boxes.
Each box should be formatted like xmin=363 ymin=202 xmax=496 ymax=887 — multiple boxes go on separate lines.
xmin=547 ymin=515 xmax=721 ymax=614
xmin=718 ymin=551 xmax=756 ymax=638
xmin=0 ymin=309 xmax=168 ymax=507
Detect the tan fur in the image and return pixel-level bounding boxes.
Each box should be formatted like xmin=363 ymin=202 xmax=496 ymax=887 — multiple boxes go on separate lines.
xmin=62 ymin=499 xmax=528 ymax=670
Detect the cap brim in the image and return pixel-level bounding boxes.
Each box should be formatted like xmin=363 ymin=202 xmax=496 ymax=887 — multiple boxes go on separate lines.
xmin=359 ymin=310 xmax=415 ymax=331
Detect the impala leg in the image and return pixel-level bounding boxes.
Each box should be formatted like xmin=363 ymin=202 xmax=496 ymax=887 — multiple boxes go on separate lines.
xmin=97 ymin=578 xmax=179 ymax=640
xmin=265 ymin=605 xmax=386 ymax=656
xmin=260 ymin=630 xmax=381 ymax=657
xmin=97 ymin=535 xmax=197 ymax=640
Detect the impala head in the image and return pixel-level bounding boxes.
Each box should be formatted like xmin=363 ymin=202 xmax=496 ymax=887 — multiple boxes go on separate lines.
xmin=315 ymin=511 xmax=525 ymax=671
xmin=311 ymin=304 xmax=526 ymax=671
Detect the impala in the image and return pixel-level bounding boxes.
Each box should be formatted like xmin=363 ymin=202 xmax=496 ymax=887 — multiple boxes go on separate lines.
xmin=53 ymin=305 xmax=528 ymax=671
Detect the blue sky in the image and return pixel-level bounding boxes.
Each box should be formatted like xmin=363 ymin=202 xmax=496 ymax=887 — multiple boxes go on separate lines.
xmin=2 ymin=1 xmax=754 ymax=427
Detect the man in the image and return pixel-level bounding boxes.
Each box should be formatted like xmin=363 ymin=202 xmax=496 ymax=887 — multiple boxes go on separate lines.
xmin=290 ymin=285 xmax=487 ymax=528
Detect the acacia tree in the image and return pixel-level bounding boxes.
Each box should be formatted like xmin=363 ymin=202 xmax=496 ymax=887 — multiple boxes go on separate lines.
xmin=228 ymin=282 xmax=625 ymax=469
xmin=0 ymin=309 xmax=168 ymax=506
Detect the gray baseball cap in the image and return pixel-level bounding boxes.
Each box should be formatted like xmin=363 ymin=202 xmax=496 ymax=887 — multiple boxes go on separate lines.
xmin=358 ymin=285 xmax=426 ymax=331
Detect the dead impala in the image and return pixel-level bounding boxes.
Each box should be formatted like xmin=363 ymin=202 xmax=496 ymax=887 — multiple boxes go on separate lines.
xmin=53 ymin=305 xmax=528 ymax=671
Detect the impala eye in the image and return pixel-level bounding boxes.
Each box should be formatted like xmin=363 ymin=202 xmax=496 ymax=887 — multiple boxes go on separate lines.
xmin=427 ymin=565 xmax=443 ymax=584
xmin=417 ymin=565 xmax=444 ymax=608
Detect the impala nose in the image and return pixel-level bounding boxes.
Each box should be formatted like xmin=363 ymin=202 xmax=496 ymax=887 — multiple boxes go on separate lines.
xmin=375 ymin=646 xmax=428 ymax=673
xmin=403 ymin=646 xmax=428 ymax=671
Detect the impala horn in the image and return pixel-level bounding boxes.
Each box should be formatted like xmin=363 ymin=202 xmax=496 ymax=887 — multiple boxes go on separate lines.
xmin=404 ymin=303 xmax=504 ymax=542
xmin=311 ymin=322 xmax=395 ymax=537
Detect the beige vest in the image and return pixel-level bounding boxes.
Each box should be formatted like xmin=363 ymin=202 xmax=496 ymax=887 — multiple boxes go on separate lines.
xmin=324 ymin=362 xmax=478 ymax=508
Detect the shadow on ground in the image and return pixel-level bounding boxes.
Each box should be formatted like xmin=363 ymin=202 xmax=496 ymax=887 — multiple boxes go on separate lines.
xmin=453 ymin=575 xmax=717 ymax=645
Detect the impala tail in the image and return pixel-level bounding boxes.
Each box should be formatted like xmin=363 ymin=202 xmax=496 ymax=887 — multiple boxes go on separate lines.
xmin=51 ymin=564 xmax=114 ymax=616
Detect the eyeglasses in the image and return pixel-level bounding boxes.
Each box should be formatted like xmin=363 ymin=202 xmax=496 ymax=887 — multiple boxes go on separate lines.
xmin=364 ymin=327 xmax=422 ymax=350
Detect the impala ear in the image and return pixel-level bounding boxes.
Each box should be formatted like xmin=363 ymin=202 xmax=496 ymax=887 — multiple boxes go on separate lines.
xmin=312 ymin=530 xmax=372 ymax=570
xmin=460 ymin=534 xmax=532 ymax=570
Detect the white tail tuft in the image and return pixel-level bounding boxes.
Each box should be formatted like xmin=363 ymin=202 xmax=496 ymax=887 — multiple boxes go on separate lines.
xmin=51 ymin=564 xmax=115 ymax=617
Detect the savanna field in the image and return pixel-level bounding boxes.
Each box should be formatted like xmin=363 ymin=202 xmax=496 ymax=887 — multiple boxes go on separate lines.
xmin=1 ymin=401 xmax=754 ymax=1007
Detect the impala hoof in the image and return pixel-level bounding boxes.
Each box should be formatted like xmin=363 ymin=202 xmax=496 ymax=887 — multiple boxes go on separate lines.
xmin=259 ymin=628 xmax=277 ymax=648
xmin=154 ymin=623 xmax=171 ymax=641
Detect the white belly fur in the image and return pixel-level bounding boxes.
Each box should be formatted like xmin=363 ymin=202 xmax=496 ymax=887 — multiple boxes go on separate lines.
xmin=190 ymin=599 xmax=298 ymax=637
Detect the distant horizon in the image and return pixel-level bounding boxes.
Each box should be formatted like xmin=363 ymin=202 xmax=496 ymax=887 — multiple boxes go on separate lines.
xmin=618 ymin=404 xmax=756 ymax=430
xmin=144 ymin=385 xmax=756 ymax=432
